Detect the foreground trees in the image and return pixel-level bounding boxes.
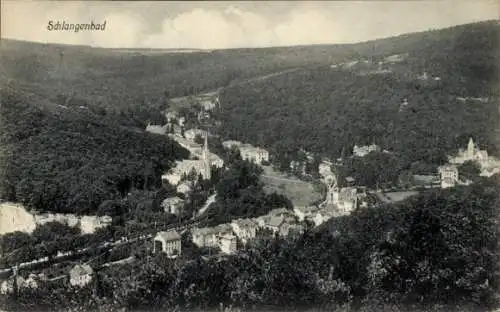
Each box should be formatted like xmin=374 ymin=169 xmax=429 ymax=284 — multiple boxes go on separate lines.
xmin=3 ymin=178 xmax=498 ymax=312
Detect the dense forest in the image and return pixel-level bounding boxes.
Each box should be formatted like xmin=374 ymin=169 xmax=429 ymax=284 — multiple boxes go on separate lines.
xmin=0 ymin=38 xmax=356 ymax=115
xmin=217 ymin=21 xmax=500 ymax=170
xmin=0 ymin=87 xmax=189 ymax=214
xmin=2 ymin=177 xmax=498 ymax=312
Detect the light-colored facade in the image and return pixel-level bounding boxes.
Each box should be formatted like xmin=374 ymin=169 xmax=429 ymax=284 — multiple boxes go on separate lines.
xmin=191 ymin=223 xmax=234 ymax=249
xmin=222 ymin=140 xmax=243 ymax=149
xmin=218 ymin=234 xmax=237 ymax=254
xmin=69 ymin=264 xmax=93 ymax=288
xmin=176 ymin=182 xmax=192 ymax=195
xmin=145 ymin=123 xmax=167 ymax=135
xmin=326 ymin=181 xmax=358 ymax=215
xmin=352 ymin=144 xmax=380 ymax=157
xmin=154 ymin=230 xmax=182 ymax=258
xmin=184 ymin=128 xmax=208 ymax=141
xmin=161 ymin=197 xmax=185 ymax=214
xmin=230 ymin=218 xmax=258 ymax=243
xmin=239 ymin=145 xmax=269 ymax=164
xmin=438 ymin=165 xmax=459 ymax=189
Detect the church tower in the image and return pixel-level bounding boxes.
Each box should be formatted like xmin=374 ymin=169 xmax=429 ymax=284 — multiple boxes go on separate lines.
xmin=202 ymin=132 xmax=211 ymax=181
xmin=467 ymin=137 xmax=475 ymax=158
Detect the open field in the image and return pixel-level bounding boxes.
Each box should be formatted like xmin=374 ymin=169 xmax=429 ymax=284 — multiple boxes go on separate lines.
xmin=261 ymin=166 xmax=323 ymax=207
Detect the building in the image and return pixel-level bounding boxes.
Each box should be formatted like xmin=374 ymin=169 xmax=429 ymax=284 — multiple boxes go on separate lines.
xmin=449 ymin=137 xmax=489 ymax=165
xmin=154 ymin=230 xmax=182 ymax=258
xmin=198 ymin=97 xmax=219 ymax=111
xmin=258 ymin=214 xmax=295 ymax=237
xmin=218 ymin=234 xmax=237 ymax=254
xmin=311 ymin=211 xmax=336 ymax=227
xmin=438 ymin=165 xmax=459 ymax=189
xmin=287 ymin=223 xmax=305 ymax=238
xmin=318 ymin=160 xmax=332 ymax=173
xmin=184 ymin=128 xmax=208 ymax=141
xmin=69 ymin=264 xmax=93 ymax=287
xmin=178 ymin=117 xmax=186 ymax=127
xmin=384 ymin=53 xmax=408 ymax=63
xmin=290 ymin=160 xmax=306 ymax=175
xmin=449 ymin=138 xmax=499 ymax=168
xmin=0 ymin=276 xmax=25 ymax=294
xmin=191 ymin=227 xmax=218 ymax=248
xmin=145 ymin=123 xmax=167 ymax=135
xmin=352 ymin=144 xmax=380 ymax=157
xmin=162 ymin=133 xmax=213 ymax=185
xmin=176 ymin=182 xmax=192 ymax=195
xmin=173 ymin=124 xmax=183 ymax=136
xmin=239 ymin=144 xmax=270 ymax=164
xmin=165 ymin=111 xmax=178 ymax=122
xmin=230 ymin=218 xmax=258 ymax=244
xmin=326 ymin=181 xmax=358 ymax=215
xmin=191 ymin=223 xmax=234 ymax=249
xmin=222 ymin=140 xmax=243 ymax=149
xmin=293 ymin=206 xmax=319 ymax=222
xmin=161 ymin=197 xmax=185 ymax=214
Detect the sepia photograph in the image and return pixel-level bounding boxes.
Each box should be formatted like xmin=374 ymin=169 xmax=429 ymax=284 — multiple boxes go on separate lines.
xmin=0 ymin=1 xmax=499 ymax=311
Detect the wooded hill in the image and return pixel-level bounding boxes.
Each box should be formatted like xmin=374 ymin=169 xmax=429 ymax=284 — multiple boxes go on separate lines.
xmin=217 ymin=21 xmax=500 ymax=170
xmin=0 ymin=85 xmax=189 ymax=214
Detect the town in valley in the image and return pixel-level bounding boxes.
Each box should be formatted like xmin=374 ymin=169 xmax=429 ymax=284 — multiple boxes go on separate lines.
xmin=0 ymin=1 xmax=499 ymax=312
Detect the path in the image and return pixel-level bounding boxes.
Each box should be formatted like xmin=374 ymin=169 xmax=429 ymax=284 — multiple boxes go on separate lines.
xmin=196 ymin=193 xmax=216 ymax=217
xmin=168 ymin=67 xmax=303 ymax=105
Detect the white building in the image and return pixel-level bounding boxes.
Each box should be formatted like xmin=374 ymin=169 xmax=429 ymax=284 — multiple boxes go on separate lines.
xmin=191 ymin=223 xmax=234 ymax=250
xmin=239 ymin=144 xmax=269 ymax=164
xmin=161 ymin=197 xmax=185 ymax=214
xmin=69 ymin=264 xmax=93 ymax=288
xmin=153 ymin=230 xmax=182 ymax=258
xmin=218 ymin=234 xmax=237 ymax=254
xmin=222 ymin=140 xmax=243 ymax=149
xmin=438 ymin=165 xmax=459 ymax=189
xmin=184 ymin=128 xmax=208 ymax=141
xmin=352 ymin=144 xmax=380 ymax=157
xmin=326 ymin=180 xmax=358 ymax=215
xmin=176 ymin=182 xmax=192 ymax=195
xmin=165 ymin=111 xmax=178 ymax=122
xmin=145 ymin=123 xmax=167 ymax=135
xmin=230 ymin=218 xmax=258 ymax=244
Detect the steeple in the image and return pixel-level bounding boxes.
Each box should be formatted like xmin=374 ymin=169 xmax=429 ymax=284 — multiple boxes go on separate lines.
xmin=202 ymin=131 xmax=211 ymax=181
xmin=467 ymin=137 xmax=475 ymax=157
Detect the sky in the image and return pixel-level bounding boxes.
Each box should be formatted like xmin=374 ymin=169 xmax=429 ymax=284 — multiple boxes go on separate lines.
xmin=1 ymin=1 xmax=498 ymax=49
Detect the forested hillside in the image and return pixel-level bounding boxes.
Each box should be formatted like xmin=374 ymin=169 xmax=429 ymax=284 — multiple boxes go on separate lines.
xmin=217 ymin=21 xmax=500 ymax=168
xmin=0 ymin=38 xmax=360 ymax=116
xmin=0 ymin=86 xmax=189 ymax=214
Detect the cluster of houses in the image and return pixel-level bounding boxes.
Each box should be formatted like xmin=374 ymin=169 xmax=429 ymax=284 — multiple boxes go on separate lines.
xmin=153 ymin=208 xmax=305 ymax=258
xmin=1 ymin=264 xmax=94 ymax=294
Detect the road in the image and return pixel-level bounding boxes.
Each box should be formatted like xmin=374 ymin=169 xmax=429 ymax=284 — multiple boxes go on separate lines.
xmin=168 ymin=67 xmax=303 ymax=105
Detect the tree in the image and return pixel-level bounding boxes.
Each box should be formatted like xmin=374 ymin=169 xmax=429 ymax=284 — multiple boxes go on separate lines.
xmin=458 ymin=160 xmax=481 ymax=182
xmin=194 ymin=134 xmax=204 ymax=145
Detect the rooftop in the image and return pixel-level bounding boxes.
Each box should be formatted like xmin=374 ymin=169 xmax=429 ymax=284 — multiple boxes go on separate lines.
xmin=232 ymin=218 xmax=257 ymax=227
xmin=155 ymin=230 xmax=181 ymax=242
xmin=70 ymin=264 xmax=93 ymax=276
